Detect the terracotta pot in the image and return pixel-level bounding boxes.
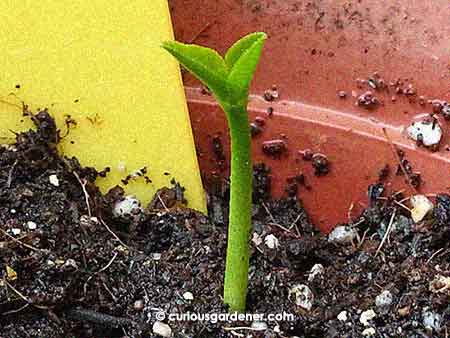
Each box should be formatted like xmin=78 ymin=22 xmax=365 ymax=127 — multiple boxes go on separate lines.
xmin=170 ymin=0 xmax=450 ymax=232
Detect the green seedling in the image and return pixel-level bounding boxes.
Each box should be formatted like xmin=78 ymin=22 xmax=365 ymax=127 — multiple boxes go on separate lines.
xmin=162 ymin=32 xmax=266 ymax=312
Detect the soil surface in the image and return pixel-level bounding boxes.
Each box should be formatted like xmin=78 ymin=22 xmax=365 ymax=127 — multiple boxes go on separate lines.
xmin=1 ymin=111 xmax=449 ymax=337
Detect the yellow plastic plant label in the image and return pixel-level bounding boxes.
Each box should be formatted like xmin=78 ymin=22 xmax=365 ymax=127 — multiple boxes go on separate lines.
xmin=0 ymin=0 xmax=206 ymax=211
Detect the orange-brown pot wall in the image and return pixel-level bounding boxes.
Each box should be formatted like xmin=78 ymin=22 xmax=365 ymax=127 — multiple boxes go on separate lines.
xmin=170 ymin=0 xmax=450 ymax=232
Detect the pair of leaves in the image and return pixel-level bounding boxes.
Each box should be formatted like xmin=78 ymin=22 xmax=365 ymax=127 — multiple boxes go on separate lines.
xmin=162 ymin=32 xmax=267 ymax=108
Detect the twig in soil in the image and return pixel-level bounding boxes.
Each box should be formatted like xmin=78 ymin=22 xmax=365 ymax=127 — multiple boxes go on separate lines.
xmin=287 ymin=212 xmax=308 ymax=237
xmin=3 ymin=279 xmax=48 ymax=311
xmin=351 ymin=218 xmax=365 ymax=228
xmin=392 ymin=189 xmax=406 ymax=197
xmin=2 ymin=303 xmax=30 ymax=316
xmin=6 ymin=160 xmax=18 ymax=188
xmin=268 ymin=222 xmax=292 ymax=234
xmin=73 ymin=171 xmax=92 ymax=217
xmin=375 ymin=210 xmax=396 ymax=257
xmin=98 ymin=252 xmax=118 ymax=274
xmin=426 ymin=248 xmax=444 ymax=265
xmin=83 ymin=252 xmax=118 ymax=297
xmin=0 ymin=228 xmax=45 ymax=253
xmin=356 ymin=228 xmax=370 ymax=249
xmin=223 ymin=326 xmax=265 ymax=334
xmin=262 ymin=202 xmax=297 ymax=235
xmin=262 ymin=202 xmax=277 ymax=224
xmin=157 ymin=192 xmax=170 ymax=212
xmin=99 ymin=217 xmax=128 ymax=249
xmin=348 ymin=202 xmax=354 ymax=223
xmin=288 ymin=213 xmax=303 ymax=230
xmin=254 ymin=245 xmax=264 ymax=254
xmin=122 ymin=327 xmax=132 ymax=337
xmin=393 ymin=200 xmax=411 ymax=212
xmin=66 ymin=307 xmax=134 ymax=328
xmin=4 ymin=280 xmax=30 ymax=305
xmin=102 ymin=282 xmax=118 ymax=302
xmin=382 ymin=128 xmax=416 ymax=194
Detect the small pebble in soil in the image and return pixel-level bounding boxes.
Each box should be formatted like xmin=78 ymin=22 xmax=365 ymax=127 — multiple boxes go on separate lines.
xmin=328 ymin=225 xmax=357 ymax=244
xmin=251 ymin=321 xmax=268 ymax=331
xmin=182 ymin=292 xmax=194 ymax=301
xmin=262 ymin=139 xmax=287 ymax=158
xmin=289 ymin=284 xmax=314 ymax=311
xmin=441 ymin=102 xmax=450 ymax=120
xmin=10 ymin=228 xmax=21 ymax=236
xmin=407 ymin=119 xmax=442 ymax=147
xmin=250 ymin=122 xmax=263 ymax=137
xmin=252 ymin=232 xmax=263 ymax=246
xmin=338 ymin=90 xmax=347 ymax=99
xmin=368 ymin=73 xmax=386 ymax=91
xmin=308 ymin=263 xmax=325 ymax=282
xmin=356 ymin=91 xmax=379 ymax=109
xmin=359 ymin=309 xmax=376 ymax=326
xmin=62 ymin=259 xmax=78 ymax=271
xmin=422 ymin=311 xmax=442 ymax=332
xmin=404 ymin=83 xmax=416 ymax=96
xmin=398 ymin=306 xmax=411 ymax=317
xmin=362 ymin=327 xmax=376 ymax=336
xmin=133 ymin=299 xmax=145 ymax=311
xmin=79 ymin=215 xmax=99 ymax=230
xmin=152 ymin=253 xmax=162 ymax=261
xmin=375 ymin=290 xmax=393 ymax=309
xmin=113 ymin=195 xmax=143 ymax=218
xmin=6 ymin=266 xmax=17 ymax=281
xmin=300 ymin=149 xmax=314 ymax=161
xmin=410 ymin=195 xmax=433 ymax=223
xmin=429 ymin=275 xmax=450 ymax=294
xmin=264 ymin=234 xmax=279 ymax=249
xmin=337 ymin=311 xmax=348 ymax=322
xmin=418 ymin=96 xmax=426 ymax=106
xmin=49 ymin=174 xmax=60 ymax=187
xmin=26 ymin=221 xmax=37 ymax=230
xmin=430 ymin=99 xmax=445 ymax=114
xmin=263 ymin=86 xmax=279 ymax=102
xmin=311 ymin=153 xmax=330 ymax=176
xmin=152 ymin=321 xmax=173 ymax=337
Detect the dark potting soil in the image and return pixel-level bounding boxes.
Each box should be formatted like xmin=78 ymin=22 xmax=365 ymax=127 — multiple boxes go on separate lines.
xmin=1 ymin=111 xmax=449 ymax=338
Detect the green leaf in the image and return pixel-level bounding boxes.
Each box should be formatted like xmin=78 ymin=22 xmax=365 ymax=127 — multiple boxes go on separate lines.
xmin=226 ymin=33 xmax=267 ymax=104
xmin=224 ymin=32 xmax=267 ymax=68
xmin=162 ymin=41 xmax=229 ymax=100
